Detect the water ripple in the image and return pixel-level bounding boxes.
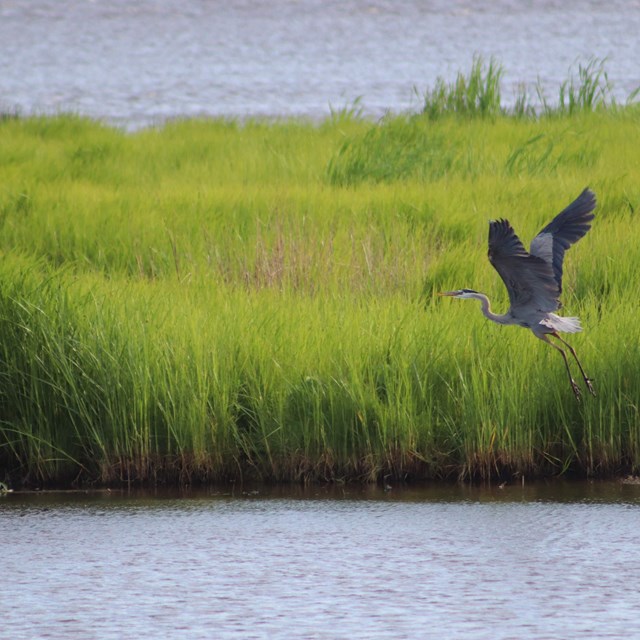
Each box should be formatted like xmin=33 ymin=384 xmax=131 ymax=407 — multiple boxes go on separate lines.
xmin=0 ymin=0 xmax=639 ymax=128
xmin=2 ymin=487 xmax=640 ymax=639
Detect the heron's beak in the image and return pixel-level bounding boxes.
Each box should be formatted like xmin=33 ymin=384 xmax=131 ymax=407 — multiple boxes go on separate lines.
xmin=437 ymin=291 xmax=456 ymax=297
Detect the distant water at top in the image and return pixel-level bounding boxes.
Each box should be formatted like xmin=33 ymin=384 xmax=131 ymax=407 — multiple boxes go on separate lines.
xmin=1 ymin=0 xmax=639 ymax=129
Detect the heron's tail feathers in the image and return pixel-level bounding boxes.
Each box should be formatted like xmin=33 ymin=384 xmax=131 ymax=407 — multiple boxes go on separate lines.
xmin=539 ymin=314 xmax=582 ymax=333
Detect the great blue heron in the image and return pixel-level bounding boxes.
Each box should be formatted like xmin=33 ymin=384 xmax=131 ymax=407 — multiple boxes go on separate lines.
xmin=439 ymin=188 xmax=596 ymax=400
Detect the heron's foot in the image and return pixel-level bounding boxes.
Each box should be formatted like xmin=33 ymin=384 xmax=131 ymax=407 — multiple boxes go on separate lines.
xmin=584 ymin=378 xmax=596 ymax=397
xmin=570 ymin=379 xmax=582 ymax=402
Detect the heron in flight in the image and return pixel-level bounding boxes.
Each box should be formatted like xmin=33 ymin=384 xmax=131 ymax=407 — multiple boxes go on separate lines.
xmin=439 ymin=188 xmax=596 ymax=400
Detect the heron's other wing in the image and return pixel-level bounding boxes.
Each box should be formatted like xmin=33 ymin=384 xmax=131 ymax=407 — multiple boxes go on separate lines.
xmin=488 ymin=219 xmax=560 ymax=312
xmin=529 ymin=188 xmax=596 ymax=292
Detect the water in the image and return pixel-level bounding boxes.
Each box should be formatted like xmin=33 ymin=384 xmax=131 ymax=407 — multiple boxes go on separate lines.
xmin=1 ymin=0 xmax=639 ymax=129
xmin=2 ymin=482 xmax=640 ymax=639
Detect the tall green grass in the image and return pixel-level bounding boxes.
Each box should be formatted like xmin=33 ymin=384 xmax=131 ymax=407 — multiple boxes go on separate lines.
xmin=420 ymin=56 xmax=633 ymax=119
xmin=421 ymin=55 xmax=504 ymax=119
xmin=1 ymin=65 xmax=639 ymax=487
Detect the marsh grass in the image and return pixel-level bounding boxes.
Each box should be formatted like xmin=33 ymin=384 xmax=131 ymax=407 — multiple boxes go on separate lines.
xmin=421 ymin=56 xmax=631 ymax=120
xmin=540 ymin=57 xmax=616 ymax=116
xmin=0 ymin=63 xmax=639 ymax=487
xmin=422 ymin=55 xmax=504 ymax=119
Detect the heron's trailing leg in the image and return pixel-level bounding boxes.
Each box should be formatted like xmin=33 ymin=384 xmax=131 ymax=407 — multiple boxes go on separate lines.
xmin=540 ymin=335 xmax=582 ymax=401
xmin=549 ymin=332 xmax=596 ymax=397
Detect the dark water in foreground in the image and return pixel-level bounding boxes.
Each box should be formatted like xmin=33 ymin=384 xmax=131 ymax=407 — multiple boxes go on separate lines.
xmin=2 ymin=482 xmax=639 ymax=639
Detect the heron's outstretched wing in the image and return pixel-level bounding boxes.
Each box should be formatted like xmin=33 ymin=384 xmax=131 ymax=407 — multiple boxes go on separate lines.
xmin=529 ymin=188 xmax=596 ymax=292
xmin=488 ymin=219 xmax=560 ymax=312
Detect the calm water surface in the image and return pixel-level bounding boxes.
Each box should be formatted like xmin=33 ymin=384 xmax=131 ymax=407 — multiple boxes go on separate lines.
xmin=1 ymin=0 xmax=639 ymax=128
xmin=2 ymin=482 xmax=640 ymax=639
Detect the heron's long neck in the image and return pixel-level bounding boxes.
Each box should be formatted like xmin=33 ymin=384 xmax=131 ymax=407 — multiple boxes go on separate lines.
xmin=472 ymin=293 xmax=510 ymax=325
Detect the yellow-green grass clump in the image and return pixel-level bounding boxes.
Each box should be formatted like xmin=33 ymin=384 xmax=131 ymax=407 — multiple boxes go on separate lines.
xmin=1 ymin=94 xmax=639 ymax=487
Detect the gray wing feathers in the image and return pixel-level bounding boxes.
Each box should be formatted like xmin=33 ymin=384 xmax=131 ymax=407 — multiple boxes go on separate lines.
xmin=488 ymin=219 xmax=560 ymax=312
xmin=529 ymin=188 xmax=596 ymax=291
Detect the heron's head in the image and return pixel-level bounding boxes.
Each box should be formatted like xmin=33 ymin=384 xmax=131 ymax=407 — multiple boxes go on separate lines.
xmin=438 ymin=288 xmax=480 ymax=299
